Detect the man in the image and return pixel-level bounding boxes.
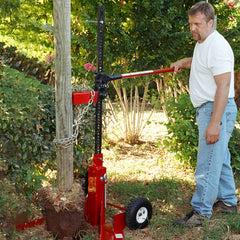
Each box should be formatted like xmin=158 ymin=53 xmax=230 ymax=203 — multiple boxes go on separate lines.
xmin=170 ymin=1 xmax=238 ymax=227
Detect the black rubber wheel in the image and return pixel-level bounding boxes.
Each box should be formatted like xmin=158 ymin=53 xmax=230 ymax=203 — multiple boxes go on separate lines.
xmin=125 ymin=197 xmax=153 ymax=230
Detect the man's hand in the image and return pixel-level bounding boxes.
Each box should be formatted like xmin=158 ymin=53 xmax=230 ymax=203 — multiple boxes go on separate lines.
xmin=170 ymin=57 xmax=192 ymax=73
xmin=204 ymin=121 xmax=221 ymax=145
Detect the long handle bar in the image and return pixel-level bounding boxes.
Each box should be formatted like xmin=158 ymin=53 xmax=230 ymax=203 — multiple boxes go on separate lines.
xmin=121 ymin=67 xmax=174 ymax=79
xmin=108 ymin=67 xmax=175 ymax=81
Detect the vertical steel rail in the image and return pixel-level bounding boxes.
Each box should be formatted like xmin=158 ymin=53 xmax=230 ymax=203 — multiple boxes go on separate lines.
xmin=94 ymin=6 xmax=105 ymax=155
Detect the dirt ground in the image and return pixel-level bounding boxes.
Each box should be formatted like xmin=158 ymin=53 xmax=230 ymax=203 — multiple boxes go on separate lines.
xmin=2 ymin=110 xmax=240 ymax=239
xmin=1 ymin=111 xmax=168 ymax=240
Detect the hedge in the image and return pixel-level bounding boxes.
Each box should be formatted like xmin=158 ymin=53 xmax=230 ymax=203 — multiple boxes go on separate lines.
xmin=0 ymin=64 xmax=95 ymax=196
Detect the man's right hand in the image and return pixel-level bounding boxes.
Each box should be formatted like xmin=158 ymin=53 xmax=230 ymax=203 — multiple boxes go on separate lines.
xmin=170 ymin=57 xmax=193 ymax=73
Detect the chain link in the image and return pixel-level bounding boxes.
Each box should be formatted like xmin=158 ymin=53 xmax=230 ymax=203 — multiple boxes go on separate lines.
xmin=53 ymin=89 xmax=96 ymax=149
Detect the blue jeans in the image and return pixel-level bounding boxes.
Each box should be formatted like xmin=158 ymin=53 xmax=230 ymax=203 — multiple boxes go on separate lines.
xmin=191 ymin=98 xmax=237 ymax=218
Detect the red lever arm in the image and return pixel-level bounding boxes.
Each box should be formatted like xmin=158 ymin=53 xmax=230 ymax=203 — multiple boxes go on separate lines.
xmin=120 ymin=67 xmax=174 ymax=79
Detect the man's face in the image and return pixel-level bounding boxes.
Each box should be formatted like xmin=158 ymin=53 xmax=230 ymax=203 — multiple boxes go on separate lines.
xmin=188 ymin=12 xmax=213 ymax=43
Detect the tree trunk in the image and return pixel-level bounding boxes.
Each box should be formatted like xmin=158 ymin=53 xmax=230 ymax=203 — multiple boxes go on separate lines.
xmin=53 ymin=0 xmax=73 ymax=191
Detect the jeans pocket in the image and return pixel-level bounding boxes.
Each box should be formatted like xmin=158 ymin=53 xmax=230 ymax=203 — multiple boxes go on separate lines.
xmin=226 ymin=112 xmax=237 ymax=134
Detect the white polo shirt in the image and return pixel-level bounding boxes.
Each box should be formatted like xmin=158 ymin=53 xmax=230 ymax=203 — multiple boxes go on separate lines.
xmin=189 ymin=30 xmax=235 ymax=108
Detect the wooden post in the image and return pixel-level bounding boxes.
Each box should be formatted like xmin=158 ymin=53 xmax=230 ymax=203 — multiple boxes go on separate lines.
xmin=53 ymin=0 xmax=73 ymax=191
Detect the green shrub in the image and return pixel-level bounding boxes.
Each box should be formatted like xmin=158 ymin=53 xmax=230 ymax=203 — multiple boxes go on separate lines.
xmin=0 ymin=65 xmax=95 ymax=196
xmin=159 ymin=93 xmax=198 ymax=168
xmin=229 ymin=113 xmax=240 ymax=173
xmin=160 ymin=93 xmax=240 ymax=172
xmin=73 ymin=104 xmax=95 ymax=177
xmin=0 ymin=65 xmax=56 ymax=195
xmin=0 ymin=41 xmax=54 ymax=85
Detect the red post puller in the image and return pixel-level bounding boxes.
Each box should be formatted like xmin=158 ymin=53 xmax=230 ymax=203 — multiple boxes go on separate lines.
xmin=71 ymin=5 xmax=174 ymax=240
xmin=72 ymin=69 xmax=174 ymax=240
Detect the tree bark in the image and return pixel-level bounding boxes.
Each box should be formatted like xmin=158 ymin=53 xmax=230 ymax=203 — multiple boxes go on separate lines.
xmin=53 ymin=0 xmax=73 ymax=191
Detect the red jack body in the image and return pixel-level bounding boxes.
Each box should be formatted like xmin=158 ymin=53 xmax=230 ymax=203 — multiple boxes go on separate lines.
xmin=71 ymin=64 xmax=173 ymax=238
xmin=85 ymin=153 xmax=106 ymax=227
xmin=84 ymin=153 xmax=126 ymax=240
xmin=70 ymin=6 xmax=170 ymax=237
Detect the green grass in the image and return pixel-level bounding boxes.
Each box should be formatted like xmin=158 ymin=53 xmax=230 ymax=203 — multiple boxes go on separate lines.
xmin=102 ymin=140 xmax=240 ymax=240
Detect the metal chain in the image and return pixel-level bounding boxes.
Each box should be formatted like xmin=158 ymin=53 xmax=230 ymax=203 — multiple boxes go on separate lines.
xmin=73 ymin=89 xmax=95 ymax=137
xmin=53 ymin=134 xmax=76 ymax=149
xmin=53 ymin=89 xmax=96 ymax=149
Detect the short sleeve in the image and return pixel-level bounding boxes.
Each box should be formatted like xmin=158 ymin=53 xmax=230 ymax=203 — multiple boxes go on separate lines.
xmin=208 ymin=36 xmax=234 ymax=76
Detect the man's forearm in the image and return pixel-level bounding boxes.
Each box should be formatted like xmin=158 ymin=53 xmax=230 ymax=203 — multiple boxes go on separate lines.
xmin=211 ymin=73 xmax=231 ymax=126
xmin=180 ymin=57 xmax=193 ymax=69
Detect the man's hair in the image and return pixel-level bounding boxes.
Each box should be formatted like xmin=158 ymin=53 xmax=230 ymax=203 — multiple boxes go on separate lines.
xmin=188 ymin=1 xmax=215 ymax=22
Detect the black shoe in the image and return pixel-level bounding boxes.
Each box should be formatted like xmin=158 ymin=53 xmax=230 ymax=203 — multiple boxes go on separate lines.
xmin=213 ymin=201 xmax=237 ymax=213
xmin=173 ymin=210 xmax=209 ymax=228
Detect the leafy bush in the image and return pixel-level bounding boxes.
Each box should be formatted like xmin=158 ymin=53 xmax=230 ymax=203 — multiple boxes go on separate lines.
xmin=229 ymin=113 xmax=240 ymax=174
xmin=0 ymin=65 xmax=95 ymax=196
xmin=0 ymin=65 xmax=56 ymax=195
xmin=160 ymin=92 xmax=240 ymax=171
xmin=0 ymin=41 xmax=54 ymax=85
xmin=159 ymin=93 xmax=198 ymax=168
xmin=73 ymin=104 xmax=95 ymax=177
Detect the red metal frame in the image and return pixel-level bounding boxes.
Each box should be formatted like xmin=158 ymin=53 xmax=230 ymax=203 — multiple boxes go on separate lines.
xmin=16 ymin=218 xmax=46 ymax=231
xmin=84 ymin=153 xmax=126 ymax=239
xmin=72 ymin=91 xmax=98 ymax=105
xmin=76 ymin=67 xmax=174 ymax=239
